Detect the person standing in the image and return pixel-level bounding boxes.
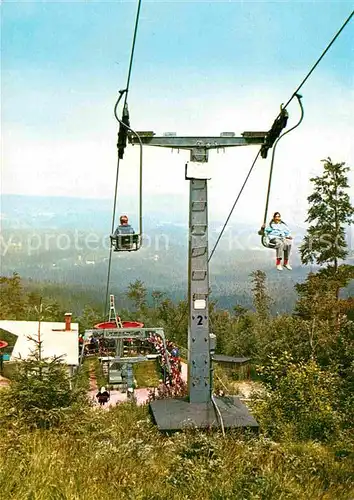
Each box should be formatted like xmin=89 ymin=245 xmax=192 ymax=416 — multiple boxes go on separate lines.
xmin=96 ymin=387 xmax=110 ymax=406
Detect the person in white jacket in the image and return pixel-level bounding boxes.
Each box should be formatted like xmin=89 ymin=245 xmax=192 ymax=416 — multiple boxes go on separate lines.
xmin=260 ymin=212 xmax=293 ymax=271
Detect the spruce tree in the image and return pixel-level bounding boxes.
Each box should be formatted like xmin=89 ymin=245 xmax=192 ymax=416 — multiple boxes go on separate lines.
xmin=300 ymin=157 xmax=354 ymax=272
xmin=250 ymin=270 xmax=271 ymax=320
xmin=0 ymin=339 xmax=88 ymax=428
xmin=297 ymin=158 xmax=354 ymax=325
xmin=126 ymin=279 xmax=147 ymax=311
xmin=0 ymin=273 xmax=27 ymax=319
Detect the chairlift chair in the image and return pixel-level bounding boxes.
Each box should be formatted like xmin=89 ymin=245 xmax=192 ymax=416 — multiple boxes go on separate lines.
xmin=110 ymin=89 xmax=143 ymax=253
xmin=259 ymin=94 xmax=304 ymax=251
xmin=110 ymin=233 xmax=141 ymax=252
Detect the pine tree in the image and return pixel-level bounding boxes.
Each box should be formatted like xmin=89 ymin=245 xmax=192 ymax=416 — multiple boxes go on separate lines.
xmin=0 ymin=273 xmax=27 ymax=319
xmin=233 ymin=305 xmax=248 ymax=322
xmin=298 ymin=159 xmax=354 ymax=328
xmin=126 ymin=280 xmax=147 ymax=311
xmin=1 ymin=339 xmax=87 ymax=428
xmin=250 ymin=270 xmax=271 ymax=320
xmin=300 ymin=157 xmax=354 ymax=272
xmin=295 ymin=272 xmax=339 ymax=321
xmin=151 ymin=290 xmax=165 ymax=308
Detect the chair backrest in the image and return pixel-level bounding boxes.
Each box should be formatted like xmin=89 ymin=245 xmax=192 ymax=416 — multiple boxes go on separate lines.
xmin=118 ymin=234 xmax=139 ymax=244
xmin=110 ymin=234 xmax=140 ymax=252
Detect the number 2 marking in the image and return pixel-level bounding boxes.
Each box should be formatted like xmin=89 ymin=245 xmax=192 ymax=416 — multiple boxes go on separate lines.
xmin=197 ymin=315 xmax=203 ymax=326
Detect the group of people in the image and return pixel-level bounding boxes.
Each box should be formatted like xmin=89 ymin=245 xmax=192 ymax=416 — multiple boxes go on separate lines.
xmin=94 ymin=334 xmax=185 ymax=406
xmin=147 ymin=335 xmax=185 ymax=396
xmin=81 ymin=336 xmax=114 ymax=357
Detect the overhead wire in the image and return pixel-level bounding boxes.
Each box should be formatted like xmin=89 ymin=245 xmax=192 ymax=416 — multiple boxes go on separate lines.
xmin=208 ymin=10 xmax=353 ymax=262
xmin=104 ymin=0 xmax=143 ymax=314
xmin=282 ymin=9 xmax=353 ymax=110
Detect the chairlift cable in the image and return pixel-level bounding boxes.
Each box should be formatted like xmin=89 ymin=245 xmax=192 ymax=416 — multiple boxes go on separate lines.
xmin=124 ymin=0 xmax=143 ymax=104
xmin=104 ymin=0 xmax=143 ymax=314
xmin=283 ymin=10 xmax=353 ymax=111
xmin=208 ymin=11 xmax=352 ymax=262
xmin=112 ymin=0 xmax=143 ymax=232
xmin=208 ymin=150 xmax=261 ymax=262
xmin=104 ymin=249 xmax=114 ymax=316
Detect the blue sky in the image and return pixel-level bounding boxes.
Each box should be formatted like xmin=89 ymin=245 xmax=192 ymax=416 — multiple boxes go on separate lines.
xmin=1 ymin=1 xmax=353 ymax=226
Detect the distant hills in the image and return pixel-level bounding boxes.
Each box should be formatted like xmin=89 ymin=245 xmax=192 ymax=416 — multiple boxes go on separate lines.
xmin=1 ymin=193 xmax=310 ymax=236
xmin=1 ymin=193 xmax=189 ymax=231
xmin=2 ymin=193 xmax=344 ymax=313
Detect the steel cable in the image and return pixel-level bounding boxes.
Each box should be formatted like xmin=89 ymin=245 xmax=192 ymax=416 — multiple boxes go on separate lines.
xmin=104 ymin=0 xmax=143 ymax=314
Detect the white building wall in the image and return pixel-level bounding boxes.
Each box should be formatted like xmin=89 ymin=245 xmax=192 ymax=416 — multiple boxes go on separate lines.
xmin=0 ymin=320 xmax=79 ymax=366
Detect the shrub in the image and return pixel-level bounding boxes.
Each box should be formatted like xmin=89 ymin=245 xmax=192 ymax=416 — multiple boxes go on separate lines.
xmin=253 ymin=355 xmax=342 ymax=441
xmin=0 ymin=341 xmax=89 ymax=429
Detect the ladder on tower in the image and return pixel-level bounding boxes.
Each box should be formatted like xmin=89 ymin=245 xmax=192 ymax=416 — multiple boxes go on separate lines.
xmin=109 ymin=294 xmax=123 ymax=328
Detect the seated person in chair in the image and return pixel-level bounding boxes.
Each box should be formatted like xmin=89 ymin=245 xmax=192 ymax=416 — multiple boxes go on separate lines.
xmin=112 ymin=215 xmax=135 ymax=249
xmin=259 ymin=212 xmax=293 ymax=271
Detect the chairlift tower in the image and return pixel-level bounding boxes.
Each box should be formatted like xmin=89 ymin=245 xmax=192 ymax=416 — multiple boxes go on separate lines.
xmin=129 ymin=131 xmax=266 ymax=431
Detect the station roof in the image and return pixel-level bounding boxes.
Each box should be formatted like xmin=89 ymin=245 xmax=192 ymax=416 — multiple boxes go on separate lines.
xmin=0 ymin=320 xmax=79 ymax=366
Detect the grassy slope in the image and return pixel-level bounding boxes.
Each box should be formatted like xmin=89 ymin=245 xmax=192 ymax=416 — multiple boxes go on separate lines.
xmin=134 ymin=359 xmax=161 ymax=387
xmin=0 ymin=404 xmax=353 ymax=500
